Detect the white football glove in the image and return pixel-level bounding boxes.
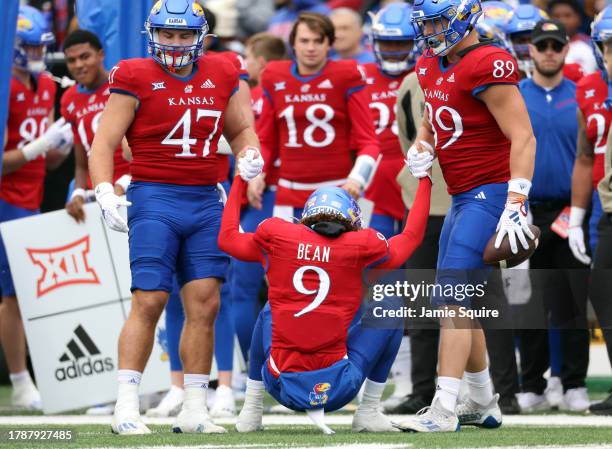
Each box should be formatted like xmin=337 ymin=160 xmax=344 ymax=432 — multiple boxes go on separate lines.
xmin=21 ymin=118 xmax=73 ymax=161
xmin=238 ymin=147 xmax=264 ymax=181
xmin=94 ymin=182 xmax=131 ymax=233
xmin=568 ymin=206 xmax=591 ymax=265
xmin=495 ymin=198 xmax=535 ymax=254
xmin=405 ymin=141 xmax=434 ymax=179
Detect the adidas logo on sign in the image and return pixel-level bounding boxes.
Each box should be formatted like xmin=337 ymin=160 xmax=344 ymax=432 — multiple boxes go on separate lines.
xmin=474 ymin=191 xmax=487 ymax=200
xmin=55 ymin=325 xmax=114 ymax=382
xmin=201 ymin=79 xmax=216 ymax=89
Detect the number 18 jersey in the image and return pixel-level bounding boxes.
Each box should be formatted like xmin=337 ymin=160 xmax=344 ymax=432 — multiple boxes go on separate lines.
xmin=415 ymin=44 xmax=519 ymax=194
xmin=109 ymin=55 xmax=239 ymax=185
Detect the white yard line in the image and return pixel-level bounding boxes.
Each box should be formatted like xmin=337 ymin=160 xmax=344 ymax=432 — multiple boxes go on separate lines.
xmin=0 ymin=414 xmax=610 ymax=427
xmin=80 ymin=445 xmax=411 ymax=449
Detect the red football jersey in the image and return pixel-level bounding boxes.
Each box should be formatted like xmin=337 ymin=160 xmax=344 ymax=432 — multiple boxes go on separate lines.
xmin=576 ymin=71 xmax=610 ymax=189
xmin=254 ymin=217 xmax=389 ymax=373
xmin=563 ymin=63 xmax=584 ymax=84
xmin=363 ymin=63 xmax=409 ymax=221
xmin=259 ymin=60 xmax=379 ymax=207
xmin=1 ymin=74 xmax=56 ymax=210
xmin=212 ymin=51 xmax=249 ymax=184
xmin=60 ymin=81 xmax=129 ymax=187
xmin=109 ymin=55 xmax=239 ymax=185
xmin=415 ymin=45 xmax=519 ymax=194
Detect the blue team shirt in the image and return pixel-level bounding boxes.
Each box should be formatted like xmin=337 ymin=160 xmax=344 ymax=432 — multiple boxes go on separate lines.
xmin=519 ymin=77 xmax=578 ymax=202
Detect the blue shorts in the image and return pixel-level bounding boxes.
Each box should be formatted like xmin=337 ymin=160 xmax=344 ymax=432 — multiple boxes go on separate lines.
xmin=0 ymin=199 xmax=38 ymax=297
xmin=433 ymin=183 xmax=506 ymax=307
xmin=127 ymin=182 xmax=229 ymax=292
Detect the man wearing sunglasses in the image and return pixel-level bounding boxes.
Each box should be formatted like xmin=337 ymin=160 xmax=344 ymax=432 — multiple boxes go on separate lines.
xmin=516 ymin=19 xmax=591 ymax=413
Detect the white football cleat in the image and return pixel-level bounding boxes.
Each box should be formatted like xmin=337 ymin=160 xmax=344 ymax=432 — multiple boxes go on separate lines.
xmin=352 ymin=407 xmax=399 ymax=432
xmin=236 ymin=402 xmax=264 ymax=433
xmin=11 ymin=383 xmax=42 ymax=411
xmin=560 ymin=387 xmax=590 ymax=412
xmin=545 ymin=377 xmax=564 ymax=408
xmin=210 ymin=385 xmax=236 ymax=418
xmin=146 ymin=386 xmax=184 ymax=417
xmin=111 ymin=409 xmax=151 ymax=435
xmin=172 ymin=408 xmax=226 ymax=434
xmin=517 ymin=392 xmax=550 ymax=412
xmin=456 ymin=394 xmax=502 ymax=428
xmin=393 ymin=398 xmax=460 ymax=433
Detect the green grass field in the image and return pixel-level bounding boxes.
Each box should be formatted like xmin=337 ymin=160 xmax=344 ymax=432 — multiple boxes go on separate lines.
xmin=0 ymin=384 xmax=610 ymax=449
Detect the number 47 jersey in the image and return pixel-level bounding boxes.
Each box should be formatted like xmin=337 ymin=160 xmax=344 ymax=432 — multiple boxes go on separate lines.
xmin=415 ymin=44 xmax=519 ymax=195
xmin=108 ymin=54 xmax=239 ymax=185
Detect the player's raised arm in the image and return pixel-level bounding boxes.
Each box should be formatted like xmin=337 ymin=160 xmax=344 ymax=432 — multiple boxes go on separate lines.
xmin=218 ymin=174 xmax=265 ymax=263
xmin=377 ymin=176 xmax=432 ymax=270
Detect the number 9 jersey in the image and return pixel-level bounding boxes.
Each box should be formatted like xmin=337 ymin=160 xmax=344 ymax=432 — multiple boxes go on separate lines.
xmin=108 ymin=54 xmax=239 ymax=185
xmin=415 ymin=44 xmax=519 ymax=194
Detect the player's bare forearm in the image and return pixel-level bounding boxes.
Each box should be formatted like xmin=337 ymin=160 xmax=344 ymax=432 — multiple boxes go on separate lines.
xmin=378 ymin=177 xmax=432 ymax=269
xmin=224 ymin=86 xmax=259 ymax=156
xmin=227 ymin=127 xmax=260 ymax=157
xmin=73 ymin=144 xmax=89 ymax=189
xmin=46 ymin=149 xmax=69 ymax=170
xmin=1 ymin=147 xmax=29 ymax=174
xmin=89 ymin=93 xmax=136 ymax=186
xmin=415 ymin=114 xmax=435 ymax=152
xmin=571 ymin=155 xmax=594 ymax=209
xmin=218 ymin=176 xmax=264 ymax=262
xmin=480 ymin=84 xmax=535 ymax=197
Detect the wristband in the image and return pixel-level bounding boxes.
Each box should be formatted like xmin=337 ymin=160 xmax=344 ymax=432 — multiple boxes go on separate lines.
xmin=348 ymin=155 xmax=378 ymax=189
xmin=21 ymin=137 xmax=50 ymax=161
xmin=70 ymin=188 xmax=86 ymax=202
xmin=508 ymin=178 xmax=531 ymax=197
xmin=114 ymin=174 xmax=132 ymax=192
xmin=569 ymin=206 xmax=586 ymax=228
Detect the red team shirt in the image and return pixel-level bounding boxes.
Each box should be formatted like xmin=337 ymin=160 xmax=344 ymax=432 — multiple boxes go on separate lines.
xmin=108 ymin=54 xmax=239 ymax=185
xmin=575 ymin=71 xmax=610 ymax=190
xmin=219 ymin=177 xmax=431 ymax=374
xmin=60 ymin=81 xmax=129 ymax=186
xmin=258 ymin=60 xmax=379 ymax=207
xmin=1 ymin=74 xmax=56 ymax=210
xmin=363 ymin=63 xmax=409 ymax=221
xmin=415 ymin=45 xmax=519 ymax=194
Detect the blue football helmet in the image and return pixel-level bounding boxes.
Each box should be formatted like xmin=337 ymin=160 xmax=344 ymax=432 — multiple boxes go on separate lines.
xmin=475 ymin=1 xmax=513 ymax=51
xmin=505 ymin=4 xmax=547 ymax=75
xmin=302 ymin=187 xmax=362 ymax=230
xmin=591 ymin=5 xmax=612 ymax=76
xmin=14 ymin=5 xmax=54 ymax=75
xmin=370 ymin=3 xmax=419 ymax=75
xmin=411 ymin=0 xmax=483 ymax=57
xmin=145 ymin=0 xmax=209 ymax=70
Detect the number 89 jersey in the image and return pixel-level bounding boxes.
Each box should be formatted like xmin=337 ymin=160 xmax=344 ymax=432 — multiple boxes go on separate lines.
xmin=415 ymin=45 xmax=519 ymax=195
xmin=109 ymin=55 xmax=239 ymax=185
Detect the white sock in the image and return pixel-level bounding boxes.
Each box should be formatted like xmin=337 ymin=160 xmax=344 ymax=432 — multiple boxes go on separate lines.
xmin=464 ymin=368 xmax=494 ymax=406
xmin=183 ymin=374 xmax=210 ymax=411
xmin=390 ymin=336 xmax=412 ymax=397
xmin=359 ymin=379 xmax=386 ymax=411
xmin=9 ymin=370 xmax=32 ymax=387
xmin=434 ymin=376 xmax=461 ymax=412
xmin=242 ymin=378 xmax=264 ymax=412
xmin=116 ymin=370 xmax=142 ymax=413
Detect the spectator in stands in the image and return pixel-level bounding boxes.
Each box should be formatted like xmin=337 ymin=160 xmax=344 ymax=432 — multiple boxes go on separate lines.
xmin=268 ymin=0 xmax=331 ymax=41
xmin=549 ymin=0 xmax=598 ymax=73
xmin=236 ymin=0 xmax=275 ymax=38
xmin=329 ymin=7 xmax=375 ymax=63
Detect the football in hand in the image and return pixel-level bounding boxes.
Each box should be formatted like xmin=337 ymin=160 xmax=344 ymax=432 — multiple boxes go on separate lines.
xmin=483 ymin=224 xmax=541 ymax=268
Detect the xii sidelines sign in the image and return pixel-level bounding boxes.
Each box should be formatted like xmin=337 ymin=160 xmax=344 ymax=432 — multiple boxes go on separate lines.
xmin=0 ymin=203 xmax=168 ymax=414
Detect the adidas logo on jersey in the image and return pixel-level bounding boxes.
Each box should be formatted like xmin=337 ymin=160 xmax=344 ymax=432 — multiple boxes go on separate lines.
xmin=474 ymin=191 xmax=487 ymax=200
xmin=317 ymin=79 xmax=333 ymax=89
xmin=55 ymin=325 xmax=114 ymax=382
xmin=67 ymin=102 xmax=75 ymax=113
xmin=88 ymin=94 xmax=96 ymax=104
xmin=201 ymin=79 xmax=216 ymax=89
xmin=447 ymin=73 xmax=455 ymax=83
xmin=17 ymin=93 xmax=25 ymax=102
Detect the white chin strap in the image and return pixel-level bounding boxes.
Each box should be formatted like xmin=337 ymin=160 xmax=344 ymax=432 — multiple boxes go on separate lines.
xmin=381 ymin=60 xmax=409 ymax=75
xmin=27 ymin=60 xmax=46 ymax=75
